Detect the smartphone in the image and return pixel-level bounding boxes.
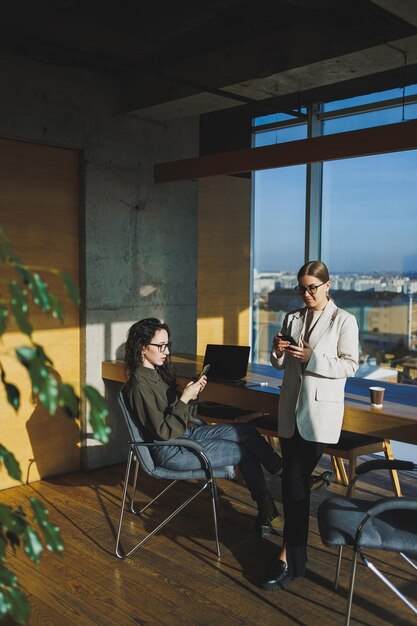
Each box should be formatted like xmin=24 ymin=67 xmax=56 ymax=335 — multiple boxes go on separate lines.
xmin=280 ymin=334 xmax=297 ymax=346
xmin=198 ymin=363 xmax=211 ymax=377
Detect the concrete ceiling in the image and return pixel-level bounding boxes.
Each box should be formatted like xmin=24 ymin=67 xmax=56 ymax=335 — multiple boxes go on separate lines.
xmin=2 ymin=0 xmax=417 ymax=121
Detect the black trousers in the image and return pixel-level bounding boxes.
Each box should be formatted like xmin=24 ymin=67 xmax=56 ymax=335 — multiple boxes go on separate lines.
xmin=280 ymin=425 xmax=327 ymax=578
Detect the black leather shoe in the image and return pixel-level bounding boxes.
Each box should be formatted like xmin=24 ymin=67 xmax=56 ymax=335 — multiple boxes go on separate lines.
xmin=310 ymin=470 xmax=333 ymax=492
xmin=260 ymin=558 xmax=293 ymax=591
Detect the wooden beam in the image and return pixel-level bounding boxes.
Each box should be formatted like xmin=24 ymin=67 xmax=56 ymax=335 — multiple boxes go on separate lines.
xmin=154 ymin=119 xmax=417 ymax=183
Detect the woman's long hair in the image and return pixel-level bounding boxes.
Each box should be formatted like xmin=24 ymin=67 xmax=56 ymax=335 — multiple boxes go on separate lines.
xmin=124 ymin=318 xmax=177 ymax=387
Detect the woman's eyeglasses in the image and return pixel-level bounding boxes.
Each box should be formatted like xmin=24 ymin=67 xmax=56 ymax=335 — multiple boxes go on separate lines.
xmin=295 ymin=282 xmax=326 ymax=296
xmin=149 ymin=342 xmax=172 ymax=353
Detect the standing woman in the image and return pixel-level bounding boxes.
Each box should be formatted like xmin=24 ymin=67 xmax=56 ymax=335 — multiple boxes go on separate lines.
xmin=261 ymin=261 xmax=359 ymax=591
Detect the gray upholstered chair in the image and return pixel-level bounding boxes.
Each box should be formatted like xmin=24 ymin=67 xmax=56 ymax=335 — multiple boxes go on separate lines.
xmin=115 ymin=386 xmax=235 ymax=560
xmin=318 ymin=459 xmax=417 ymax=626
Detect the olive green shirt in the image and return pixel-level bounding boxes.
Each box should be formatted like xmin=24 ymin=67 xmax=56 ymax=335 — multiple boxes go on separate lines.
xmin=125 ymin=365 xmax=197 ymax=441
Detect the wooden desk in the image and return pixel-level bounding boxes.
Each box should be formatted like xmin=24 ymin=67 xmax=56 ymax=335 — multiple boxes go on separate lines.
xmin=102 ymin=356 xmax=417 ymax=445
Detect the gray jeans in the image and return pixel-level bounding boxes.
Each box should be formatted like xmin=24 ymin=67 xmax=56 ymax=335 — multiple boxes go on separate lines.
xmin=152 ymin=422 xmax=281 ymax=503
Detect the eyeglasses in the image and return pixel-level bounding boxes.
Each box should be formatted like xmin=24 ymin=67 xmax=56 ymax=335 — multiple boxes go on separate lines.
xmin=295 ymin=282 xmax=326 ymax=296
xmin=148 ymin=342 xmax=172 ymax=353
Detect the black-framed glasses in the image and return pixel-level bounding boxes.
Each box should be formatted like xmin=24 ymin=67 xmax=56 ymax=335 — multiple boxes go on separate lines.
xmin=148 ymin=342 xmax=172 ymax=353
xmin=295 ymin=282 xmax=326 ymax=296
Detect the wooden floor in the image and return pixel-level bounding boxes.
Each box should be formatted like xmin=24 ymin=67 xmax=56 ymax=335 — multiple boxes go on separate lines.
xmin=1 ymin=455 xmax=417 ymax=626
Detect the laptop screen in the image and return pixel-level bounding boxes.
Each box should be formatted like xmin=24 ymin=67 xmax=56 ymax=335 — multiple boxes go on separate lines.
xmin=203 ymin=344 xmax=250 ymax=382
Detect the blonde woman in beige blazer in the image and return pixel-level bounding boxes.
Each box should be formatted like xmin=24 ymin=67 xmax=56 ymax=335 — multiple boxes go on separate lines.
xmin=261 ymin=261 xmax=359 ymax=592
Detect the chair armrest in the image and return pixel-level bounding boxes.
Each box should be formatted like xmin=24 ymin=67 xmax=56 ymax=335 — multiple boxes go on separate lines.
xmin=128 ymin=438 xmax=214 ymax=475
xmin=356 ymin=459 xmax=417 ymax=476
xmin=128 ymin=438 xmax=205 ymax=453
xmin=347 ymin=459 xmax=417 ymax=497
xmin=354 ymin=497 xmax=417 ymax=550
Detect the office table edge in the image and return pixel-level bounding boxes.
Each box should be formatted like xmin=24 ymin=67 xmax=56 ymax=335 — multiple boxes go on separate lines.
xmin=102 ymin=359 xmax=417 ymax=444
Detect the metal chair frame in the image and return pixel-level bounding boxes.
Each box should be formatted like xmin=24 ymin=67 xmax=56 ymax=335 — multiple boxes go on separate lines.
xmin=319 ymin=459 xmax=417 ymax=626
xmin=115 ymin=387 xmax=234 ymax=560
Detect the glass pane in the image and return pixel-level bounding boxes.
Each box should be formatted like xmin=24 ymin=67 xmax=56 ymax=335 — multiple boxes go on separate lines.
xmin=322 ymin=150 xmax=417 ymax=385
xmin=253 ymin=109 xmax=307 ymax=127
xmin=253 ymin=124 xmax=307 ymax=147
xmin=252 ymin=165 xmax=306 ymax=363
xmin=323 ymin=85 xmax=417 ymax=112
xmin=323 ymin=103 xmax=417 ymax=134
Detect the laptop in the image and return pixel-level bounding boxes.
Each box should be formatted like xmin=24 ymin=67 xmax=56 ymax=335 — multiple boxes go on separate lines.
xmin=202 ymin=344 xmax=250 ymax=384
xmin=198 ymin=344 xmax=254 ymax=420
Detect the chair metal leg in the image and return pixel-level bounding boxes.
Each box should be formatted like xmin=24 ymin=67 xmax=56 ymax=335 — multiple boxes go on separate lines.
xmin=115 ymin=445 xmax=135 ymax=558
xmin=209 ymin=476 xmax=221 ymax=558
xmin=116 ymin=445 xmax=221 ymax=560
xmin=345 ymin=551 xmax=358 ymax=626
xmin=130 ymin=456 xmax=140 ymax=513
xmin=134 ymin=477 xmax=178 ymax=515
xmin=335 ymin=545 xmax=343 ymax=590
xmin=401 ymin=552 xmax=417 ymax=571
xmin=363 ymin=555 xmax=417 ymax=617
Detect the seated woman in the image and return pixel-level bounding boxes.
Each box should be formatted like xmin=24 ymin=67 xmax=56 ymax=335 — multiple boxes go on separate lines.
xmin=124 ymin=317 xmax=283 ymax=535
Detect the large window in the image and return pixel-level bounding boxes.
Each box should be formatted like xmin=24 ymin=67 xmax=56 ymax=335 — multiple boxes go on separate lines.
xmin=252 ymin=87 xmax=417 ymax=386
xmin=252 ymin=122 xmax=307 ymax=363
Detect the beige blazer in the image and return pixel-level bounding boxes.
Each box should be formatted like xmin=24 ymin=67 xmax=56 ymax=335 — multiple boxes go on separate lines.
xmin=270 ymin=299 xmax=359 ymax=444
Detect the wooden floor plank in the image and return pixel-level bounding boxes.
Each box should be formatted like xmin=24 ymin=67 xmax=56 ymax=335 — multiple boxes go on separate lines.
xmin=0 ymin=459 xmax=416 ymax=626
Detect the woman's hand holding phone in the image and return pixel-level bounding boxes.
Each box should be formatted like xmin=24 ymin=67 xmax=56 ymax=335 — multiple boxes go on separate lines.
xmin=181 ymin=365 xmax=209 ymax=403
xmin=287 ymin=340 xmax=312 ymax=364
xmin=181 ymin=379 xmax=204 ymax=403
xmin=273 ymin=333 xmax=296 ymax=354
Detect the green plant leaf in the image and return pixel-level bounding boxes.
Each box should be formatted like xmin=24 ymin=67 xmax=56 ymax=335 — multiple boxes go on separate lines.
xmin=28 ymin=273 xmax=51 ymax=313
xmin=0 ymin=506 xmax=25 ymax=538
xmin=0 ymin=565 xmax=17 ymax=587
xmin=33 ymin=344 xmax=53 ymax=367
xmin=14 ymin=346 xmax=37 ymax=367
xmin=35 ymin=369 xmax=59 ymax=415
xmin=60 ymin=271 xmax=80 ymax=306
xmin=5 ymin=382 xmax=20 ymax=412
xmin=0 ymin=365 xmax=20 ymax=412
xmin=82 ymin=384 xmax=110 ymax=444
xmin=58 ymin=383 xmax=79 ymax=419
xmin=30 ymin=499 xmax=63 ymax=554
xmin=14 ymin=265 xmax=31 ymax=287
xmin=2 ymin=585 xmax=30 ymax=625
xmin=0 ymin=305 xmax=8 ymax=336
xmin=0 ymin=445 xmax=22 ymax=482
xmin=15 ymin=346 xmax=58 ymax=415
xmin=22 ymin=526 xmax=43 ymax=564
xmin=5 ymin=530 xmax=20 ymax=551
xmin=8 ymin=282 xmax=32 ymax=337
xmin=0 ymin=535 xmax=6 ymax=563
xmin=49 ymin=293 xmax=64 ymax=322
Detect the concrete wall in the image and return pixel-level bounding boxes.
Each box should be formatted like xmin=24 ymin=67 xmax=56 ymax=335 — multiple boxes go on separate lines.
xmin=0 ymin=48 xmax=199 ymax=469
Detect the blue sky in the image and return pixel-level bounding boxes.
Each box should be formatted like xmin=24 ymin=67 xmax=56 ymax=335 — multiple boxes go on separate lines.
xmin=253 ymin=91 xmax=417 ymax=275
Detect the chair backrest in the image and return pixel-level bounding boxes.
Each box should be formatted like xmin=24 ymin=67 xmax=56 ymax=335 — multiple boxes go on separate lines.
xmin=117 ymin=385 xmax=236 ymax=481
xmin=117 ymin=386 xmax=157 ymax=476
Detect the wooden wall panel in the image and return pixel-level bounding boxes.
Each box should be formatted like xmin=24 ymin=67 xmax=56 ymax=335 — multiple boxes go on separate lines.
xmin=197 ymin=175 xmax=251 ymax=354
xmin=0 ymin=138 xmax=80 ymax=489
